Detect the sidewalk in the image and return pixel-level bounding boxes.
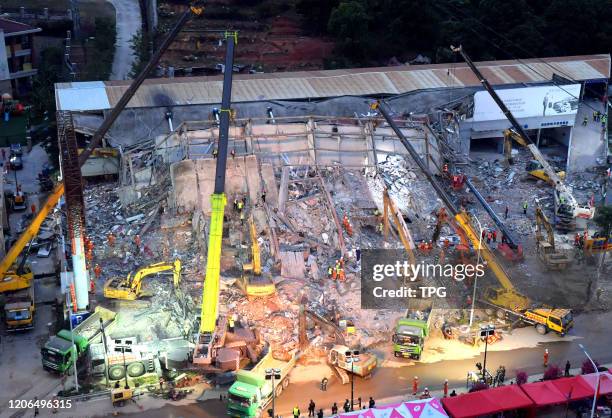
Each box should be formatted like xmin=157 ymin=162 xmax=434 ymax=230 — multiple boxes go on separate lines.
xmin=288 ymin=363 xmax=612 ymax=418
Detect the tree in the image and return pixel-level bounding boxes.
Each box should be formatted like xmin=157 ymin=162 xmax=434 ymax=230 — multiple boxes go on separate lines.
xmin=296 ymin=0 xmax=339 ymax=35
xmin=327 ymin=0 xmax=372 ymax=64
xmin=543 ymin=365 xmax=562 ymax=380
xmin=581 ymin=358 xmax=600 ymax=374
xmin=594 ymin=206 xmax=612 ymax=236
xmin=31 ymin=47 xmax=63 ymax=115
xmin=515 ymin=370 xmax=528 ymax=385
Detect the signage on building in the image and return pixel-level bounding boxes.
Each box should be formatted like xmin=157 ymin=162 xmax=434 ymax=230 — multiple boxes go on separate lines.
xmin=0 ymin=30 xmax=10 ymax=81
xmin=473 ymin=84 xmax=582 ymax=122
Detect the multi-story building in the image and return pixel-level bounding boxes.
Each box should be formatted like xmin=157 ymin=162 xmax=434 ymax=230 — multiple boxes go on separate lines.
xmin=0 ymin=18 xmax=42 ymax=97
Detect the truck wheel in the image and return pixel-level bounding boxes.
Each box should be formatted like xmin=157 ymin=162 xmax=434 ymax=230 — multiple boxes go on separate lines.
xmin=496 ymin=310 xmax=507 ymax=320
xmin=394 ymin=352 xmax=399 ymax=358
xmin=536 ymin=324 xmax=548 ymax=335
xmin=282 ymin=377 xmax=290 ymax=388
xmin=127 ymin=362 xmax=146 ymax=377
xmin=275 ymin=384 xmax=283 ymax=397
xmin=485 ymin=308 xmax=494 ymax=316
xmin=415 ymin=354 xmax=421 ymax=361
xmin=109 ymin=365 xmax=126 ymax=380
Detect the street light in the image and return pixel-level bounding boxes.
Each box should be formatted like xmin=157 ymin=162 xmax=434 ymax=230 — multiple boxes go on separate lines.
xmin=480 ymin=324 xmax=495 ymax=384
xmin=579 ymin=344 xmax=599 ymax=418
xmin=265 ymin=368 xmax=281 ymax=418
xmin=114 ymin=344 xmax=132 ymax=390
xmin=469 ymin=215 xmax=484 ymax=327
xmin=345 ymin=350 xmax=360 ymax=411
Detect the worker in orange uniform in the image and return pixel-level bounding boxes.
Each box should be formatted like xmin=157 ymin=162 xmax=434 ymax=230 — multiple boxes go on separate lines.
xmin=331 ymin=266 xmax=337 ymax=280
xmin=31 ymin=204 xmax=36 ymax=214
xmin=443 ymin=379 xmax=448 ymax=397
xmin=107 ymin=233 xmax=116 ymax=247
xmin=338 ymin=268 xmax=346 ymax=282
xmin=85 ymin=249 xmax=93 ymax=262
xmin=86 ymin=237 xmax=94 ymax=253
xmin=412 ymin=376 xmax=419 ymax=395
xmin=543 ymin=349 xmax=549 ymax=367
xmin=94 ymin=264 xmax=102 ymax=280
xmin=89 ymin=277 xmax=96 ymax=294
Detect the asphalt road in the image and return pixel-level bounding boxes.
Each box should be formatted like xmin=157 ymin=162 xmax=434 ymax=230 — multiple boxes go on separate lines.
xmin=107 ymin=0 xmax=141 ymax=80
xmin=105 ymin=310 xmax=612 ymax=418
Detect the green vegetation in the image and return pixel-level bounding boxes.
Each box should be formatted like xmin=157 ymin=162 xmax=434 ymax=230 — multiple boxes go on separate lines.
xmin=83 ymin=17 xmax=116 ymax=81
xmin=31 ymin=47 xmax=63 ymax=115
xmin=296 ymin=0 xmax=612 ymax=67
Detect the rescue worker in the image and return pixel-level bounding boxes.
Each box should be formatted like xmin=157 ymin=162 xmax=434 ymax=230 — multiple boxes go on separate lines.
xmin=377 ymin=222 xmax=384 ymax=234
xmin=228 ymin=316 xmax=235 ymax=333
xmin=543 ymin=348 xmax=549 ymax=367
xmin=343 ymin=399 xmax=350 ymax=412
xmin=31 ymin=204 xmax=36 ymax=214
xmin=331 ymin=403 xmax=338 ymax=415
xmin=338 ymin=268 xmax=346 ymax=282
xmin=94 ymin=264 xmax=102 ymax=279
xmin=86 ymin=237 xmax=94 ymax=253
xmin=230 ymin=148 xmax=236 ymax=159
xmin=443 ymin=379 xmax=449 ymax=397
xmin=89 ymin=276 xmax=95 ymax=294
xmin=107 ymin=232 xmax=116 ymax=247
xmin=420 ymin=388 xmax=431 ymax=399
xmin=574 ymin=233 xmax=581 ymax=247
xmin=293 ymin=406 xmax=300 ymax=418
xmin=412 ymin=376 xmax=419 ymax=395
xmin=593 ymin=111 xmax=598 ymax=122
xmin=335 ymin=265 xmax=341 ymax=281
xmin=237 ymin=199 xmax=244 ymax=213
xmin=261 ymin=189 xmax=266 ymax=203
xmin=492 ymin=230 xmax=497 ymax=242
xmin=504 ymin=205 xmax=509 ymax=220
xmin=443 ymin=163 xmax=449 ymax=175
xmin=582 ymin=116 xmax=588 ymax=126
xmin=212 ymin=148 xmax=218 ymax=158
xmin=308 ymin=400 xmax=315 ymax=417
xmin=486 ymin=231 xmax=492 ymax=244
xmin=369 ymin=397 xmax=375 ymax=408
xmin=240 ymin=211 xmax=245 ymax=225
xmin=233 ymin=198 xmax=238 ymax=212
xmin=331 ymin=266 xmax=337 ymax=280
xmin=317 ymin=409 xmax=323 ymax=418
xmin=481 ymin=230 xmax=486 ymax=240
xmin=134 ymin=234 xmax=141 ymax=248
xmin=522 ymin=201 xmax=528 ymax=215
xmin=327 ymin=266 xmax=333 ymax=279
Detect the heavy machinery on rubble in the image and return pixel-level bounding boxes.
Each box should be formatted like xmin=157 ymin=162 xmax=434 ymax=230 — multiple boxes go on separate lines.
xmin=371 ymin=100 xmax=574 ymax=336
xmin=503 ymin=129 xmax=567 ymax=184
xmin=1 ymin=242 xmax=36 ymax=331
xmin=0 ymin=2 xmax=205 ymax=327
xmin=240 ymin=215 xmax=275 ymax=298
xmin=451 ymin=45 xmax=594 ymax=231
xmin=382 ymin=187 xmax=417 ymax=266
xmin=534 ymin=206 xmax=572 ymax=270
xmin=103 ymin=259 xmax=182 ymax=300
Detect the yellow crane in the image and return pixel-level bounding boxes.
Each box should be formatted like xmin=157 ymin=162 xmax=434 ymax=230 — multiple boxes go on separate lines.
xmin=193 ymin=32 xmax=237 ymax=366
xmin=103 ymin=259 xmax=182 ymax=300
xmin=373 ymin=100 xmax=574 ymax=336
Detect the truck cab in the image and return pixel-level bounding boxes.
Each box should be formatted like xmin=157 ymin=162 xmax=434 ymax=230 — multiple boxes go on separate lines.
xmin=392 ymin=309 xmax=431 ymax=360
xmin=41 ymin=330 xmax=89 ymax=373
xmin=227 ymin=372 xmax=273 ymax=418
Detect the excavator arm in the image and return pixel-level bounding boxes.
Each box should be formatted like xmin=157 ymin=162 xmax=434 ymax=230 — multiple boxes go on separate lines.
xmin=535 ymin=207 xmax=556 ymax=249
xmin=129 ymin=259 xmax=182 ymax=297
xmin=0 ymin=3 xmax=204 ymax=291
xmin=383 ymin=188 xmax=416 ymax=265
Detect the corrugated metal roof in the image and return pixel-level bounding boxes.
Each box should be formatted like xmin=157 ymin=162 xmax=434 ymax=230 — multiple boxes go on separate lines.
xmin=55 ymin=81 xmax=110 ymax=111
xmin=55 ymin=54 xmax=610 ymax=111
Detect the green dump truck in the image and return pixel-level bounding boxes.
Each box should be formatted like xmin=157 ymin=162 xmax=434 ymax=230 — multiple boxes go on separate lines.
xmin=41 ymin=307 xmax=116 ymax=374
xmin=392 ymin=304 xmax=433 ymax=360
xmin=227 ymin=349 xmax=297 ymax=418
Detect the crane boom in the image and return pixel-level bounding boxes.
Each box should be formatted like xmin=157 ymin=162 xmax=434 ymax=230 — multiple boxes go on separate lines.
xmin=450 ymin=45 xmax=593 ymax=230
xmin=0 ymin=3 xmax=204 ymax=286
xmin=373 ymin=101 xmax=520 ymax=295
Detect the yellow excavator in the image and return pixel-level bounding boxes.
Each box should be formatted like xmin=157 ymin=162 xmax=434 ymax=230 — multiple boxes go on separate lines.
xmin=242 ymin=215 xmax=275 ymax=298
xmin=382 ymin=188 xmax=416 ymax=266
xmin=534 ymin=207 xmax=572 ymax=270
xmin=503 ymin=129 xmax=566 ymax=185
xmin=372 ymin=99 xmax=574 ymax=336
xmin=103 ymin=259 xmax=181 ymax=300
